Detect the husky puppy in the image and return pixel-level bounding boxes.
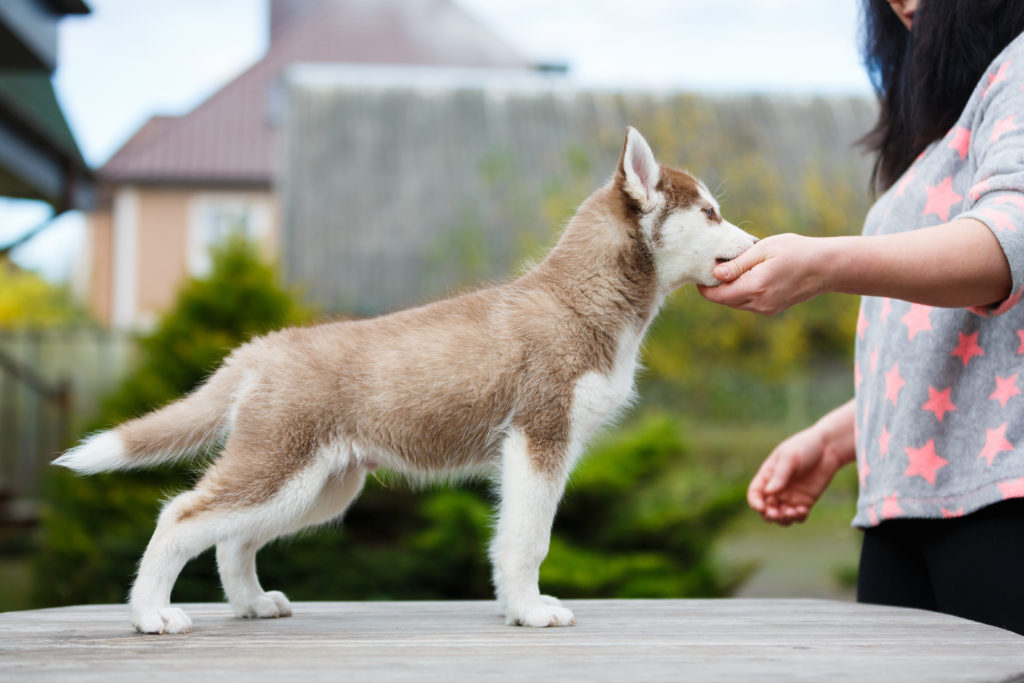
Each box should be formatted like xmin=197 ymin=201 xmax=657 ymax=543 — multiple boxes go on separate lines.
xmin=56 ymin=128 xmax=756 ymax=634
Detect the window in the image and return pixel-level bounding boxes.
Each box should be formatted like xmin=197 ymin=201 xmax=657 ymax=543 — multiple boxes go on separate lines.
xmin=188 ymin=195 xmax=271 ymax=276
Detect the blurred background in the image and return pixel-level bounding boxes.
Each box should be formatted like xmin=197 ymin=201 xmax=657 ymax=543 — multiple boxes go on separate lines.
xmin=0 ymin=0 xmax=875 ymax=611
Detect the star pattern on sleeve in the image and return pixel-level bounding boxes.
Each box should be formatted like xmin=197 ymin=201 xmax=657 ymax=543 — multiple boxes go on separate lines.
xmin=880 ymin=298 xmax=893 ymax=322
xmin=884 ymin=363 xmax=905 ymax=405
xmin=998 ymin=477 xmax=1024 ymax=499
xmin=881 ymin=494 xmax=903 ymax=520
xmin=951 ymin=331 xmax=985 ymax=367
xmin=976 ymin=207 xmax=1017 ymax=233
xmin=994 ymin=194 xmax=1024 ymax=211
xmin=878 ymin=425 xmax=891 ymax=457
xmin=990 ymin=373 xmax=1021 ymax=407
xmin=941 ymin=507 xmax=965 ymax=519
xmin=921 ymin=386 xmax=956 ymax=421
xmin=979 ymin=422 xmax=1014 ymax=467
xmin=923 ymin=177 xmax=963 ymax=222
xmin=948 ymin=126 xmax=971 ymax=160
xmin=857 ymin=307 xmax=869 ymax=339
xmin=901 ymin=304 xmax=933 ymax=340
xmin=990 ymin=115 xmax=1018 ymax=143
xmin=1017 ymin=330 xmax=1024 ymax=354
xmin=970 ymin=178 xmax=991 ymax=202
xmin=983 ymin=60 xmax=1012 ymax=98
xmin=903 ymin=440 xmax=949 ymax=486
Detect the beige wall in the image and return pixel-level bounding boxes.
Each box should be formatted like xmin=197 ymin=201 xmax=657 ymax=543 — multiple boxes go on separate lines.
xmin=135 ymin=188 xmax=191 ymax=327
xmin=84 ymin=186 xmax=278 ymax=329
xmin=85 ymin=207 xmax=113 ymax=325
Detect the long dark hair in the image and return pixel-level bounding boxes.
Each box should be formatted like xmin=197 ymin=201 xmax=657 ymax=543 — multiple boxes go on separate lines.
xmin=859 ymin=0 xmax=1024 ymax=192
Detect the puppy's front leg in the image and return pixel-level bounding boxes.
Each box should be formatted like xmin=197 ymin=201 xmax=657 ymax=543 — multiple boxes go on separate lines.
xmin=491 ymin=428 xmax=576 ymax=627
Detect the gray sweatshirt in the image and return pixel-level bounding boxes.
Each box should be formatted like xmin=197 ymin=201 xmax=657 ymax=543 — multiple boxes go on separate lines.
xmin=854 ymin=31 xmax=1024 ymax=527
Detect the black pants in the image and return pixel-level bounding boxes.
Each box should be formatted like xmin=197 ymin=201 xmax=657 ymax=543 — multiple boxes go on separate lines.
xmin=857 ymin=497 xmax=1024 ymax=635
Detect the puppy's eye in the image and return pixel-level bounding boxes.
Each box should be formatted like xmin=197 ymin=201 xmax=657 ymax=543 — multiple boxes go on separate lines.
xmin=702 ymin=207 xmax=715 ymax=220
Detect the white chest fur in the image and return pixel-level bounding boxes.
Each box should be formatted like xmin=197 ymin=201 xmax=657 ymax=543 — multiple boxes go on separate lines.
xmin=567 ymin=328 xmax=643 ymax=458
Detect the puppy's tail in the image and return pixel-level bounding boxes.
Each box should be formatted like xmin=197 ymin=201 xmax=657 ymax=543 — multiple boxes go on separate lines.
xmin=54 ymin=363 xmax=244 ymax=475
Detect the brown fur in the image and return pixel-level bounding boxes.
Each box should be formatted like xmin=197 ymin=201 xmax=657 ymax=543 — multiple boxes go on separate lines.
xmin=116 ymin=169 xmax=690 ymax=514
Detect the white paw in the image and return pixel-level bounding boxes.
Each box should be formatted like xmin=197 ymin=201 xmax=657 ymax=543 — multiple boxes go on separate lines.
xmin=539 ymin=594 xmax=561 ymax=606
xmin=132 ymin=606 xmax=193 ymax=634
xmin=507 ymin=601 xmax=576 ymax=627
xmin=235 ymin=590 xmax=293 ymax=619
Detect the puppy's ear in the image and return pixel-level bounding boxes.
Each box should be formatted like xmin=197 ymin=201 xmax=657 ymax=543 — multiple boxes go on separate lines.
xmin=617 ymin=127 xmax=660 ymax=211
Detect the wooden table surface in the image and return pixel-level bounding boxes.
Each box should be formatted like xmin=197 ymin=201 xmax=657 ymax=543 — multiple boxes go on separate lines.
xmin=2 ymin=599 xmax=1022 ymax=682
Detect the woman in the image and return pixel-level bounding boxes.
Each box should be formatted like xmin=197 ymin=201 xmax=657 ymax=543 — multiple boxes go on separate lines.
xmin=699 ymin=0 xmax=1024 ymax=635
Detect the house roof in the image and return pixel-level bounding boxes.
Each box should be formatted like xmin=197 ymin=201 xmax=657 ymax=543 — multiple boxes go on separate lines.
xmin=99 ymin=0 xmax=531 ymax=187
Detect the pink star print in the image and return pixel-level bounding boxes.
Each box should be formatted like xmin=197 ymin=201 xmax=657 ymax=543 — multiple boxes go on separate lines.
xmin=857 ymin=307 xmax=869 ymax=339
xmin=904 ymin=440 xmax=948 ymax=486
xmin=854 ymin=362 xmax=863 ymax=389
xmin=1017 ymin=330 xmax=1024 ymax=354
xmin=868 ymin=506 xmax=879 ymax=526
xmin=977 ymin=207 xmax=1016 ymax=233
xmin=901 ymin=304 xmax=933 ymax=340
xmin=998 ymin=477 xmax=1024 ymax=499
xmin=983 ymin=60 xmax=1011 ymax=97
xmin=991 ymin=115 xmax=1017 ymax=143
xmin=859 ymin=452 xmax=871 ymax=488
xmin=948 ymin=126 xmax=971 ymax=160
xmin=878 ymin=425 xmax=891 ymax=457
xmin=923 ymin=177 xmax=963 ymax=222
xmin=921 ymin=386 xmax=956 ymax=421
xmin=951 ymin=331 xmax=984 ymax=367
xmin=979 ymin=422 xmax=1014 ymax=466
xmin=881 ymin=494 xmax=903 ymax=520
xmin=970 ymin=178 xmax=991 ymax=202
xmin=884 ymin=363 xmax=905 ymax=405
xmin=880 ymin=298 xmax=893 ymax=322
xmin=990 ymin=374 xmax=1021 ymax=408
xmin=941 ymin=508 xmax=964 ymax=519
xmin=869 ymin=347 xmax=879 ymax=374
xmin=994 ymin=194 xmax=1024 ymax=211
xmin=896 ymin=166 xmax=916 ymax=197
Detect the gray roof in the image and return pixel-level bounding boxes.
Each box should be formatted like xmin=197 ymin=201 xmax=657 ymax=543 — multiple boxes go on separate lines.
xmin=98 ymin=0 xmax=531 ymax=186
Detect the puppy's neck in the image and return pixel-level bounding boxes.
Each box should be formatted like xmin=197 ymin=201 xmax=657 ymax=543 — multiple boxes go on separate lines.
xmin=525 ymin=185 xmax=661 ymax=332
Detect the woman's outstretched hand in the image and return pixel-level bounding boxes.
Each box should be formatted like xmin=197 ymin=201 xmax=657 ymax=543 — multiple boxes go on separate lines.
xmin=748 ymin=400 xmax=857 ymax=525
xmin=697 ymin=233 xmax=829 ymax=315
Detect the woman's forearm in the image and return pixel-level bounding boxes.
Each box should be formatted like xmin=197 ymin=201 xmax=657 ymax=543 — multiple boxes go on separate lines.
xmin=813 ymin=398 xmax=858 ymax=468
xmin=824 ymin=218 xmax=1012 ymax=308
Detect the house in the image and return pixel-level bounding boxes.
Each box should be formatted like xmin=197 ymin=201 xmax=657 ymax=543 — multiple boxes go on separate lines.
xmin=84 ymin=0 xmax=534 ymax=329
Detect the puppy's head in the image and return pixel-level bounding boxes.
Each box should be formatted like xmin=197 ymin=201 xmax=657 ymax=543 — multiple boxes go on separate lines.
xmin=614 ymin=127 xmax=756 ymax=289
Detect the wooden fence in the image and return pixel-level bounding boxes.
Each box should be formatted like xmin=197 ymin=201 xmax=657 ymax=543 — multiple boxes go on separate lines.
xmin=0 ymin=328 xmax=136 ymax=528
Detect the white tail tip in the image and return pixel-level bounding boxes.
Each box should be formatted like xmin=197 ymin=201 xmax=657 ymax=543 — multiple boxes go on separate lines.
xmin=53 ymin=431 xmax=127 ymax=474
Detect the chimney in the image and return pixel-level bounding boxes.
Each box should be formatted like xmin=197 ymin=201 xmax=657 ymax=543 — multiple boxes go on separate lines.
xmin=269 ymin=0 xmax=323 ymax=43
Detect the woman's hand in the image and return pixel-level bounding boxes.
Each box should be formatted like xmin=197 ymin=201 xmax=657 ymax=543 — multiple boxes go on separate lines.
xmin=748 ymin=400 xmax=857 ymax=525
xmin=696 ymin=233 xmax=830 ymax=315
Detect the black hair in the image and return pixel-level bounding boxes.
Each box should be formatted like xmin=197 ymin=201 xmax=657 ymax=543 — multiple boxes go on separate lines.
xmin=859 ymin=0 xmax=1024 ymax=192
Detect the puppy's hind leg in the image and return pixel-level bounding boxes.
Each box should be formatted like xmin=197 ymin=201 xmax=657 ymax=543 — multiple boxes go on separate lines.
xmin=490 ymin=428 xmax=576 ymax=628
xmin=216 ymin=467 xmax=367 ymax=620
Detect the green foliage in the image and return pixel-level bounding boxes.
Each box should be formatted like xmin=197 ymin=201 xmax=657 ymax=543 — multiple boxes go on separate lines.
xmin=35 ymin=238 xmax=313 ymax=606
xmin=543 ymin=415 xmax=751 ymax=597
xmin=0 ymin=263 xmax=88 ymax=328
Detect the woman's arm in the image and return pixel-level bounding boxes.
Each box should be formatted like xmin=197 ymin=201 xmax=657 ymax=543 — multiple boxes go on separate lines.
xmin=699 ymin=218 xmax=1011 ymax=315
xmin=748 ymin=399 xmax=857 ymax=524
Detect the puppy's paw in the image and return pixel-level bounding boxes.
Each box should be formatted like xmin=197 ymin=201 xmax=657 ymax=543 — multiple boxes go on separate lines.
xmin=235 ymin=590 xmax=293 ymax=619
xmin=132 ymin=606 xmax=193 ymax=634
xmin=506 ymin=601 xmax=576 ymax=628
xmin=539 ymin=594 xmax=562 ymax=606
